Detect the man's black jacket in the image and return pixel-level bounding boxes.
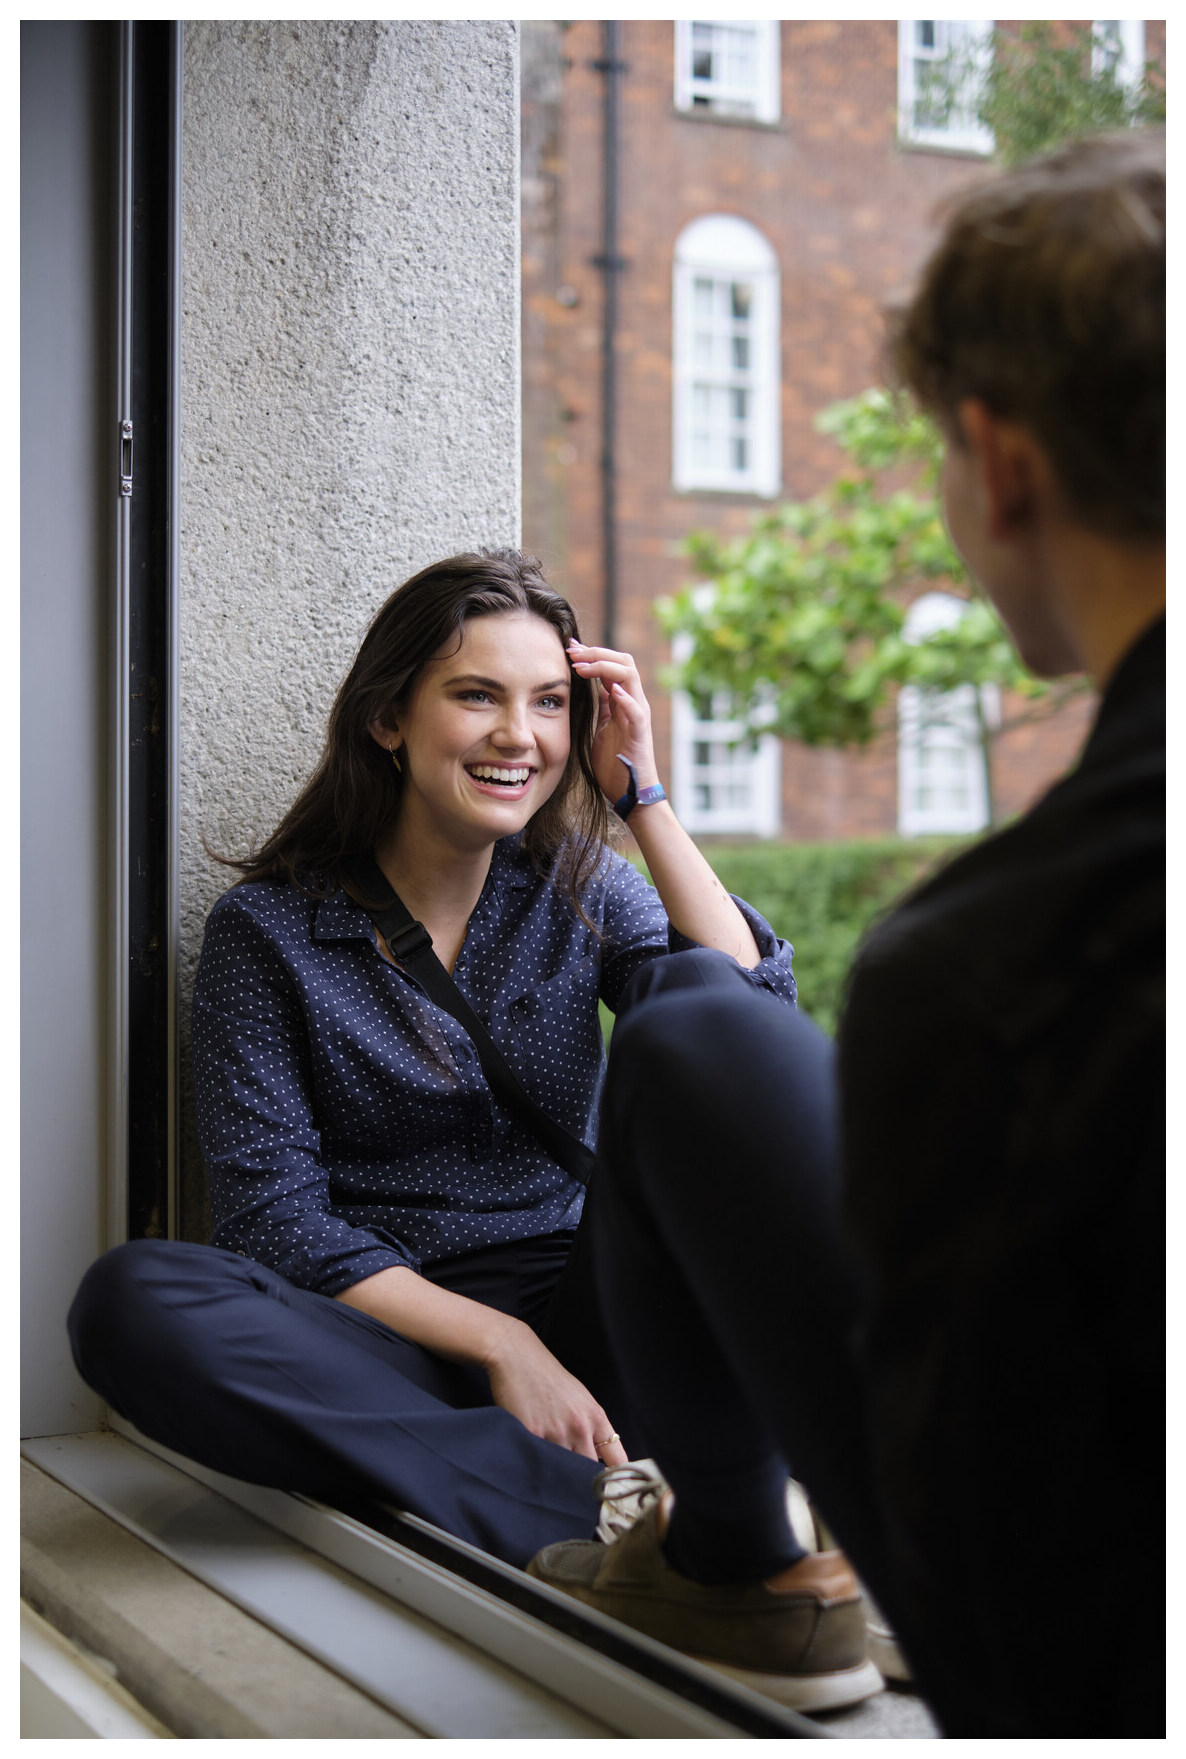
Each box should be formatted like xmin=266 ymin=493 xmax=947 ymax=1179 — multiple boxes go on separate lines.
xmin=839 ymin=616 xmax=1164 ymax=1738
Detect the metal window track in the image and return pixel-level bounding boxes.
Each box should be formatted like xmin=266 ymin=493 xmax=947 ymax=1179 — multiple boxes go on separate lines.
xmin=23 ymin=1426 xmax=827 ymax=1739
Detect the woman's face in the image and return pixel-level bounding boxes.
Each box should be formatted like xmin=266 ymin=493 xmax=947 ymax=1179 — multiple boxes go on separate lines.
xmin=375 ymin=610 xmax=574 ymax=854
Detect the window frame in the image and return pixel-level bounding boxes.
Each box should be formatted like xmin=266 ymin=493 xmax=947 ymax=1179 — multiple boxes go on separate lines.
xmin=897 ymin=681 xmax=998 ymax=837
xmin=670 ymin=631 xmax=782 ymax=838
xmin=897 ymin=19 xmax=995 ymax=157
xmin=672 ymin=214 xmax=780 ymax=498
xmin=896 ymin=592 xmax=997 ymax=838
xmin=673 ymin=20 xmax=780 ymax=124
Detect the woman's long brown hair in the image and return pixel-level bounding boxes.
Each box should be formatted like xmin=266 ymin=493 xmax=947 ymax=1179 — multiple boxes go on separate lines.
xmin=217 ymin=549 xmax=614 ymax=926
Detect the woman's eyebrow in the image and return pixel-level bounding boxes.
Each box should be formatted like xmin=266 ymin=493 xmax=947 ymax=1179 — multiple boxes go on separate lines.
xmin=445 ymin=672 xmax=570 ymax=692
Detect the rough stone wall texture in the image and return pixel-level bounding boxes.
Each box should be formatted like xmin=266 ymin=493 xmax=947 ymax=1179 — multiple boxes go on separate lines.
xmin=522 ymin=19 xmax=1136 ymax=842
xmin=180 ymin=19 xmax=520 ymax=1235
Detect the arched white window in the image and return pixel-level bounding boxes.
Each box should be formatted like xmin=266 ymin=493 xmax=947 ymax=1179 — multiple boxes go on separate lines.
xmin=897 ymin=592 xmax=998 ymax=836
xmin=671 ymin=629 xmax=781 ymax=837
xmin=898 ymin=20 xmax=994 ymax=155
xmin=674 ymin=21 xmax=781 ymax=123
xmin=673 ymin=215 xmax=780 ymax=497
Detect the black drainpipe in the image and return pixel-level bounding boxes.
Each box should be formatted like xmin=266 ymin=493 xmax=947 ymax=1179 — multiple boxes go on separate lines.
xmin=593 ymin=22 xmax=626 ymax=647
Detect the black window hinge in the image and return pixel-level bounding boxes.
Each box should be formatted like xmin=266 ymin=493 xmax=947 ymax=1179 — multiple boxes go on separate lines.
xmin=120 ymin=419 xmax=133 ymax=498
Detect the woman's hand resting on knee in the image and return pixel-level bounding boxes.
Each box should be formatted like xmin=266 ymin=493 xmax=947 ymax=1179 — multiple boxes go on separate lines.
xmin=335 ymin=1265 xmax=626 ymax=1463
xmin=483 ymin=1315 xmax=628 ymax=1464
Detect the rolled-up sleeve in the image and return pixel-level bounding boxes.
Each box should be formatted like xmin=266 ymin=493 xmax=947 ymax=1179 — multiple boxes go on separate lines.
xmin=194 ymin=900 xmax=416 ymax=1294
xmin=596 ymin=854 xmax=797 ymax=1010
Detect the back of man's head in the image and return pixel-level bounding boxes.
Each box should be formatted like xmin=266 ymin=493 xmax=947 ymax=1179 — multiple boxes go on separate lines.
xmin=891 ymin=130 xmax=1164 ymax=544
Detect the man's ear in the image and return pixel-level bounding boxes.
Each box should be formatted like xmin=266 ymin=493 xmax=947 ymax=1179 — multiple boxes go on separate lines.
xmin=367 ymin=716 xmax=400 ymax=754
xmin=955 ymin=397 xmax=1049 ymax=541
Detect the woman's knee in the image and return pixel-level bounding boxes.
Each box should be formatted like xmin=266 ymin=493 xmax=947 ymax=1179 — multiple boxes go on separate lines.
xmin=67 ymin=1239 xmax=242 ymax=1388
xmin=609 ymin=981 xmax=779 ymax=1092
xmin=617 ymin=947 xmax=752 ymax=1017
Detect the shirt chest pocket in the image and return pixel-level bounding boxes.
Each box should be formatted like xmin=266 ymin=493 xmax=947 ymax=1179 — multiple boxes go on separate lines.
xmin=508 ymin=954 xmax=600 ymax=1026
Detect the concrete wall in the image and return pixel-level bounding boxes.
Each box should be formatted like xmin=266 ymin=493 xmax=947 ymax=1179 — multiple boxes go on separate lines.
xmin=180 ymin=20 xmax=521 ymax=1235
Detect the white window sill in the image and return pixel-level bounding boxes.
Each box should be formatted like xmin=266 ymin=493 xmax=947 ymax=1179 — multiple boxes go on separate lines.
xmin=897 ymin=130 xmax=995 ymax=160
xmin=22 ymin=1423 xmax=816 ymax=1739
xmin=672 ymin=105 xmax=784 ymax=131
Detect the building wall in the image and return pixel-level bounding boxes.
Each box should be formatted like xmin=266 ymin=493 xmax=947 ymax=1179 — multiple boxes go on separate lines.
xmin=180 ymin=20 xmax=522 ymax=1235
xmin=522 ymin=19 xmax=1156 ymax=840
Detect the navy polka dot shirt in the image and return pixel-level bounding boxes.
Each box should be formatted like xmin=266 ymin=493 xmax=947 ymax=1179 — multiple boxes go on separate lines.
xmin=193 ymin=834 xmax=797 ymax=1295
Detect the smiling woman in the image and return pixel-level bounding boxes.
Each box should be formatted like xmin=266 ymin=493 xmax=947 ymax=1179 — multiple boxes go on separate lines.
xmin=369 ymin=613 xmax=578 ymax=935
xmin=66 ymin=547 xmax=799 ymax=1571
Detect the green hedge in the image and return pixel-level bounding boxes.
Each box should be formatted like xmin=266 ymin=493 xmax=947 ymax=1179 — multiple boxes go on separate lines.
xmin=625 ymin=836 xmax=973 ymax=1038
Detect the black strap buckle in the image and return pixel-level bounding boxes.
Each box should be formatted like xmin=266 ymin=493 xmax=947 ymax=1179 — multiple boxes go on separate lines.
xmin=385 ymin=919 xmax=433 ymax=962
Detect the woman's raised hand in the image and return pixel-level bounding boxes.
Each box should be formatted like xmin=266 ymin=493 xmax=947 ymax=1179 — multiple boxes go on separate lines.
xmin=483 ymin=1313 xmax=628 ymax=1466
xmin=568 ymin=641 xmax=663 ymax=808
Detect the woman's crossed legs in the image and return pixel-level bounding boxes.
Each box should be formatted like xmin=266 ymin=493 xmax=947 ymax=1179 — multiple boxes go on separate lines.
xmin=67 ymin=1235 xmax=603 ymax=1568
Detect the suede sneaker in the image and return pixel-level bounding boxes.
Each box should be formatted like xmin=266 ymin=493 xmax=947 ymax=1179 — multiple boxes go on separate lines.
xmin=811 ymin=1507 xmax=912 ymax=1685
xmin=594 ymin=1459 xmax=819 ymax=1553
xmin=528 ymin=1505 xmax=884 ymax=1713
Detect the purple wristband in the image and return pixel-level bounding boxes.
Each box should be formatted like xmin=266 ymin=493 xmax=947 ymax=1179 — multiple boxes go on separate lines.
xmin=614 ymin=757 xmax=667 ymax=820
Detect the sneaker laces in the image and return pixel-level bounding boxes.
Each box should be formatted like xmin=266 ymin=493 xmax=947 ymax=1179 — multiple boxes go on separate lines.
xmin=594 ymin=1458 xmax=667 ymax=1543
xmin=594 ymin=1458 xmax=820 ymax=1555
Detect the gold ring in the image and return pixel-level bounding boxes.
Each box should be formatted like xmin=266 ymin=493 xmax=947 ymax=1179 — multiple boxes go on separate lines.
xmin=594 ymin=1432 xmax=620 ymax=1450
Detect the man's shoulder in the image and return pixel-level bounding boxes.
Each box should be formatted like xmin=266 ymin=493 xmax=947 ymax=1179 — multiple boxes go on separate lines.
xmin=851 ymin=752 xmax=1162 ymax=1039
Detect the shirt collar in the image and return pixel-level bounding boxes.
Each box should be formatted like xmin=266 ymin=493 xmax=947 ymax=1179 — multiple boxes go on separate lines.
xmin=489 ymin=833 xmax=536 ymax=891
xmin=311 ymin=835 xmax=536 ymax=943
xmin=313 ymin=889 xmax=375 ymax=943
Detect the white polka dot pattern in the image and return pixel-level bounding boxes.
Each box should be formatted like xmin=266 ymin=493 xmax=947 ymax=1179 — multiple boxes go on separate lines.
xmin=193 ymin=834 xmax=796 ymax=1295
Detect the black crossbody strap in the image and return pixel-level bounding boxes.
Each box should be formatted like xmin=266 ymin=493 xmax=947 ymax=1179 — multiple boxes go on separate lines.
xmin=345 ymin=855 xmax=595 ymax=1187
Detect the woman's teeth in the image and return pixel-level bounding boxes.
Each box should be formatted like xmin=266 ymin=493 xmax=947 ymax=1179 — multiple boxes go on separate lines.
xmin=467 ymin=766 xmax=531 ymax=786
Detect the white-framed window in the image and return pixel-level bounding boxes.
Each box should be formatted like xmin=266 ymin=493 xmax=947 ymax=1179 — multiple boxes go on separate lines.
xmin=897 ymin=592 xmax=998 ymax=837
xmin=672 ymin=214 xmax=780 ymax=497
xmin=671 ymin=634 xmax=782 ymax=837
xmin=674 ymin=21 xmax=780 ymax=123
xmin=898 ymin=20 xmax=994 ymax=155
xmin=1092 ymin=20 xmax=1145 ymax=89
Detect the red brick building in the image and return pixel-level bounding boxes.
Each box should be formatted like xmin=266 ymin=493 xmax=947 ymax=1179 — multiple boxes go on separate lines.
xmin=521 ymin=19 xmax=1162 ymax=840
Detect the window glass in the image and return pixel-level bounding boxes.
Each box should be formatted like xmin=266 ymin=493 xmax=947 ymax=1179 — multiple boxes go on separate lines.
xmin=672 ymin=216 xmax=779 ymax=496
xmin=674 ymin=21 xmax=780 ymax=124
xmin=898 ymin=20 xmax=994 ymax=154
xmin=671 ymin=630 xmax=781 ymax=837
xmin=897 ymin=593 xmax=996 ymax=835
xmin=1092 ymin=19 xmax=1145 ymax=87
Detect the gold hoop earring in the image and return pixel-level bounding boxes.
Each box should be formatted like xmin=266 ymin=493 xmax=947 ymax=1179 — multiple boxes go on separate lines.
xmin=390 ymin=747 xmax=402 ymax=775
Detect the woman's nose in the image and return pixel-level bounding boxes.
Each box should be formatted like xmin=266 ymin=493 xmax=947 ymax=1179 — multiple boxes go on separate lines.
xmin=493 ymin=701 xmax=532 ymax=746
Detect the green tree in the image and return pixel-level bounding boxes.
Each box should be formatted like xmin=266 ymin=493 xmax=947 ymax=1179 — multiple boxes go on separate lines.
xmin=659 ymin=391 xmax=1081 ymax=828
xmin=936 ymin=21 xmax=1165 ymax=166
xmin=661 ymin=25 xmax=1160 ymax=827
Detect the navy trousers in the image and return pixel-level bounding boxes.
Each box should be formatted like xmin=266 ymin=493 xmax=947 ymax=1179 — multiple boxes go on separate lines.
xmin=66 ymin=1225 xmax=626 ymax=1569
xmin=67 ymin=954 xmax=753 ymax=1572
